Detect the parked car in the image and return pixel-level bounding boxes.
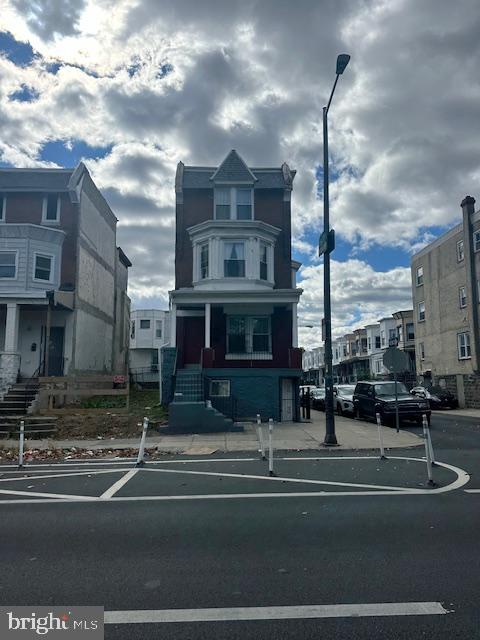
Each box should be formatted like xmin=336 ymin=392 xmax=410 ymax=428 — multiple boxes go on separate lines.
xmin=353 ymin=380 xmax=431 ymax=426
xmin=410 ymin=385 xmax=458 ymax=409
xmin=311 ymin=387 xmax=326 ymax=411
xmin=333 ymin=384 xmax=356 ymax=415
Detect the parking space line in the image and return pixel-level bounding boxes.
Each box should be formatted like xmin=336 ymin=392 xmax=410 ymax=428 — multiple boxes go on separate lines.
xmin=104 ymin=601 xmax=449 ymax=624
xmin=142 ymin=466 xmax=417 ymax=492
xmin=100 ymin=469 xmax=138 ymax=500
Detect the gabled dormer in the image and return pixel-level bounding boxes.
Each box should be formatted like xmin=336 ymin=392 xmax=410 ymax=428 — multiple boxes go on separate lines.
xmin=210 ymin=150 xmax=257 ymax=221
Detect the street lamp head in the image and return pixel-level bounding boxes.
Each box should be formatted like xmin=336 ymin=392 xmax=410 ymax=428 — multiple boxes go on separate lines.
xmin=336 ymin=54 xmax=350 ymax=75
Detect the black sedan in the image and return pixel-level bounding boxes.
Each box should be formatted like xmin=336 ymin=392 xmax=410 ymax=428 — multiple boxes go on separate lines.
xmin=410 ymin=385 xmax=458 ymax=409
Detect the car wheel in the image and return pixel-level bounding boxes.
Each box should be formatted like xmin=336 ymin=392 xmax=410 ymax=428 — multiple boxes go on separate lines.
xmin=336 ymin=403 xmax=343 ymax=416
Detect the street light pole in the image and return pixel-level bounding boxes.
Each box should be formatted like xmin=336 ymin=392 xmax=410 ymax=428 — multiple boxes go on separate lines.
xmin=322 ymin=54 xmax=350 ymax=446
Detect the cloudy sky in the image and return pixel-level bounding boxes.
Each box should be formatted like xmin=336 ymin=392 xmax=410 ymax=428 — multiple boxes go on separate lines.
xmin=1 ymin=0 xmax=479 ymax=348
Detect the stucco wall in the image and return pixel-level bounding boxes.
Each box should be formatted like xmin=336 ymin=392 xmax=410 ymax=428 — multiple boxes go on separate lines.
xmin=73 ymin=308 xmax=113 ymax=372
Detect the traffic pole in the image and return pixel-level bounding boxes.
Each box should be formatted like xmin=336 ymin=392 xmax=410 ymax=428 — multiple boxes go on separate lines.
xmin=18 ymin=420 xmax=25 ymax=469
xmin=136 ymin=417 xmax=149 ymax=467
xmin=394 ymin=372 xmax=400 ymax=433
xmin=422 ymin=413 xmax=435 ymax=486
xmin=256 ymin=414 xmax=266 ymax=460
xmin=375 ymin=412 xmax=386 ymax=460
xmin=268 ymin=418 xmax=275 ymax=476
xmin=426 ymin=418 xmax=436 ymax=466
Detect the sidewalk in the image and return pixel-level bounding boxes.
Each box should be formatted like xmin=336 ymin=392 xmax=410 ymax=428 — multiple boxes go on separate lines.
xmin=432 ymin=408 xmax=480 ymax=419
xmin=0 ymin=412 xmax=422 ymax=454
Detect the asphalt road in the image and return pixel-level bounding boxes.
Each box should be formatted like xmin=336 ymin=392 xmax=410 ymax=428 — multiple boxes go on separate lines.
xmin=0 ymin=412 xmax=479 ymax=639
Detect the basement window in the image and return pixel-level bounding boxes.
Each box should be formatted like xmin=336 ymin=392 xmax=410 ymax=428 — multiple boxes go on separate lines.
xmin=210 ymin=380 xmax=230 ymax=397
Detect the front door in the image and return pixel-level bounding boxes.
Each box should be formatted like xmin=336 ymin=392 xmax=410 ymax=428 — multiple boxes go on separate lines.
xmin=44 ymin=327 xmax=64 ymax=376
xmin=281 ymin=378 xmax=294 ymax=421
xmin=183 ymin=317 xmax=204 ymax=366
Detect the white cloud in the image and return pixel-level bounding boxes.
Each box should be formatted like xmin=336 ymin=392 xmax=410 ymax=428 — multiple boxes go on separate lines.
xmin=1 ymin=0 xmax=479 ymax=332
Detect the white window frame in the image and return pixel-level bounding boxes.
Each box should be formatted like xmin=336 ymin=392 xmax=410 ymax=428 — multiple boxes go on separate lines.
xmin=406 ymin=322 xmax=415 ymax=341
xmin=456 ymin=239 xmax=464 ymax=262
xmin=457 ymin=332 xmax=471 ymax=360
xmin=416 ymin=265 xmax=423 ymax=286
xmin=42 ymin=194 xmax=61 ymax=224
xmin=418 ymin=301 xmax=425 ymax=322
xmin=459 ymin=286 xmax=467 ymax=309
xmin=209 ymin=380 xmax=231 ymax=397
xmin=474 ymin=230 xmax=480 ymax=253
xmin=155 ymin=320 xmax=162 ymax=339
xmin=32 ymin=252 xmax=54 ymax=283
xmin=214 ymin=187 xmax=254 ymax=221
xmin=199 ymin=242 xmax=209 ymax=279
xmin=0 ymin=194 xmax=6 ymax=222
xmin=139 ymin=319 xmax=150 ymax=330
xmin=224 ymin=240 xmax=246 ymax=278
xmin=259 ymin=241 xmax=270 ymax=281
xmin=419 ymin=342 xmax=425 ymax=360
xmin=0 ymin=249 xmax=18 ymax=279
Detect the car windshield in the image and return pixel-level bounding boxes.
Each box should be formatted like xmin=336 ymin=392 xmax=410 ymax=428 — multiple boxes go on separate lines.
xmin=375 ymin=383 xmax=409 ymax=396
xmin=337 ymin=385 xmax=355 ymax=395
xmin=312 ymin=388 xmax=325 ymax=397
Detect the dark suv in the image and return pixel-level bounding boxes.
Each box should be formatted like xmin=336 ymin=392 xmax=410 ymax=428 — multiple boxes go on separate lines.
xmin=353 ymin=381 xmax=431 ymax=426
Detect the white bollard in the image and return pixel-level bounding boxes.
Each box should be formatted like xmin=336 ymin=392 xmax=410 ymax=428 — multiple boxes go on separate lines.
xmin=256 ymin=414 xmax=266 ymax=460
xmin=268 ymin=418 xmax=275 ymax=476
xmin=18 ymin=420 xmax=25 ymax=469
xmin=422 ymin=414 xmax=435 ymax=486
xmin=425 ymin=416 xmax=436 ymax=466
xmin=136 ymin=416 xmax=149 ymax=467
xmin=375 ymin=413 xmax=386 ymax=460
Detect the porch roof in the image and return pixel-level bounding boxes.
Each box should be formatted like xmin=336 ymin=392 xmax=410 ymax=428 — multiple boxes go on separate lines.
xmin=170 ymin=287 xmax=302 ymax=306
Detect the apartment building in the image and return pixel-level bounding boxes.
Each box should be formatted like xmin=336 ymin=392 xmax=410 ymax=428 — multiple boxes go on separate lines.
xmin=129 ymin=309 xmax=169 ymax=385
xmin=302 ymin=345 xmax=324 ymax=386
xmin=411 ymin=195 xmax=480 ymax=407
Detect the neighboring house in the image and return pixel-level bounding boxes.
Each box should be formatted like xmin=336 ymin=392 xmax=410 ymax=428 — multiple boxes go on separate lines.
xmin=0 ymin=164 xmax=131 ymax=395
xmin=129 ymin=309 xmax=169 ymax=386
xmin=393 ymin=309 xmax=416 ymax=381
xmin=302 ymin=346 xmax=324 ymax=386
xmin=333 ymin=329 xmax=369 ymax=383
xmin=366 ymin=323 xmax=383 ymax=376
xmin=411 ymin=195 xmax=480 ymax=408
xmin=168 ymin=150 xmax=303 ymax=427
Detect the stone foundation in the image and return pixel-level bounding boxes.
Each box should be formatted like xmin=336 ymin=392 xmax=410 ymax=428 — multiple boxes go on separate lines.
xmin=0 ymin=352 xmax=21 ymax=397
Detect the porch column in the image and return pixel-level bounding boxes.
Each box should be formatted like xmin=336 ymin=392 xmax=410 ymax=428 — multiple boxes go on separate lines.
xmin=205 ymin=303 xmax=211 ymax=348
xmin=170 ymin=303 xmax=176 ymax=347
xmin=4 ymin=302 xmax=19 ymax=352
xmin=292 ymin=302 xmax=298 ymax=348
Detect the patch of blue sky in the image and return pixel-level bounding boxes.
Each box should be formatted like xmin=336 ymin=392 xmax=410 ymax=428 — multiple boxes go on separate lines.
xmin=157 ymin=63 xmax=173 ymax=79
xmin=9 ymin=84 xmax=39 ymax=102
xmin=40 ymin=140 xmax=113 ymax=167
xmin=0 ymin=31 xmax=35 ymax=66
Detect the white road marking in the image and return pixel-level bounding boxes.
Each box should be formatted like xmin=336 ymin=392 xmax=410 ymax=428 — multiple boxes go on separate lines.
xmin=0 ymin=488 xmax=95 ymax=500
xmin=464 ymin=489 xmax=480 ymax=493
xmin=104 ymin=601 xmax=449 ymax=624
xmin=142 ymin=466 xmax=416 ymax=492
xmin=0 ymin=469 xmax=126 ymax=483
xmin=99 ymin=469 xmax=138 ymax=500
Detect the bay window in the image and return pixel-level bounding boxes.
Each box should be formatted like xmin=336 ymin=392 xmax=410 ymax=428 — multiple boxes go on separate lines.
xmin=33 ymin=253 xmax=53 ymax=282
xmin=200 ymin=243 xmax=209 ymax=279
xmin=260 ymin=242 xmax=268 ymax=280
xmin=0 ymin=251 xmax=16 ymax=278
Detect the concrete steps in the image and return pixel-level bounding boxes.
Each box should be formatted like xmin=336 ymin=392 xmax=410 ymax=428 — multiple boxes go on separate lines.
xmin=0 ymin=415 xmax=58 ymax=437
xmin=168 ymin=401 xmax=234 ymax=433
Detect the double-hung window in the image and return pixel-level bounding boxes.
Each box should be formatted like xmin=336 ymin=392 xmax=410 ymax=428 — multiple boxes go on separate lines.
xmin=406 ymin=323 xmax=415 ymax=340
xmin=236 ymin=189 xmax=252 ymax=220
xmin=458 ymin=332 xmax=471 ymax=359
xmin=474 ymin=230 xmax=480 ymax=253
xmin=224 ymin=242 xmax=245 ymax=277
xmin=200 ymin=243 xmax=209 ymax=279
xmin=140 ymin=319 xmax=150 ymax=329
xmin=418 ymin=301 xmax=425 ymax=322
xmin=33 ymin=253 xmax=53 ymax=282
xmin=215 ymin=188 xmax=231 ymax=220
xmin=260 ymin=242 xmax=268 ymax=280
xmin=42 ymin=194 xmax=60 ymax=223
xmin=457 ymin=239 xmax=464 ymax=262
xmin=227 ymin=316 xmax=272 ymax=355
xmin=155 ymin=321 xmax=162 ymax=338
xmin=214 ymin=188 xmax=253 ymax=220
xmin=459 ymin=286 xmax=467 ymax=308
xmin=375 ymin=335 xmax=381 ymax=349
xmin=0 ymin=251 xmax=16 ymax=278
xmin=416 ymin=265 xmax=424 ymax=286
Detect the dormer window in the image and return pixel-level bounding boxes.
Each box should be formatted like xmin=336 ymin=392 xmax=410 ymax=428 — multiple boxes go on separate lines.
xmin=224 ymin=242 xmax=245 ymax=277
xmin=214 ymin=187 xmax=253 ymax=220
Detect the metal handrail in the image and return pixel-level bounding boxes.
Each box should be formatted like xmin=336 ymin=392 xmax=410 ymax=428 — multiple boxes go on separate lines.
xmin=23 ymin=360 xmax=44 ymax=413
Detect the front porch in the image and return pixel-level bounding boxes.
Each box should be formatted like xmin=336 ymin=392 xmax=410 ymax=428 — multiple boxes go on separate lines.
xmin=0 ymin=295 xmax=74 ymax=393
